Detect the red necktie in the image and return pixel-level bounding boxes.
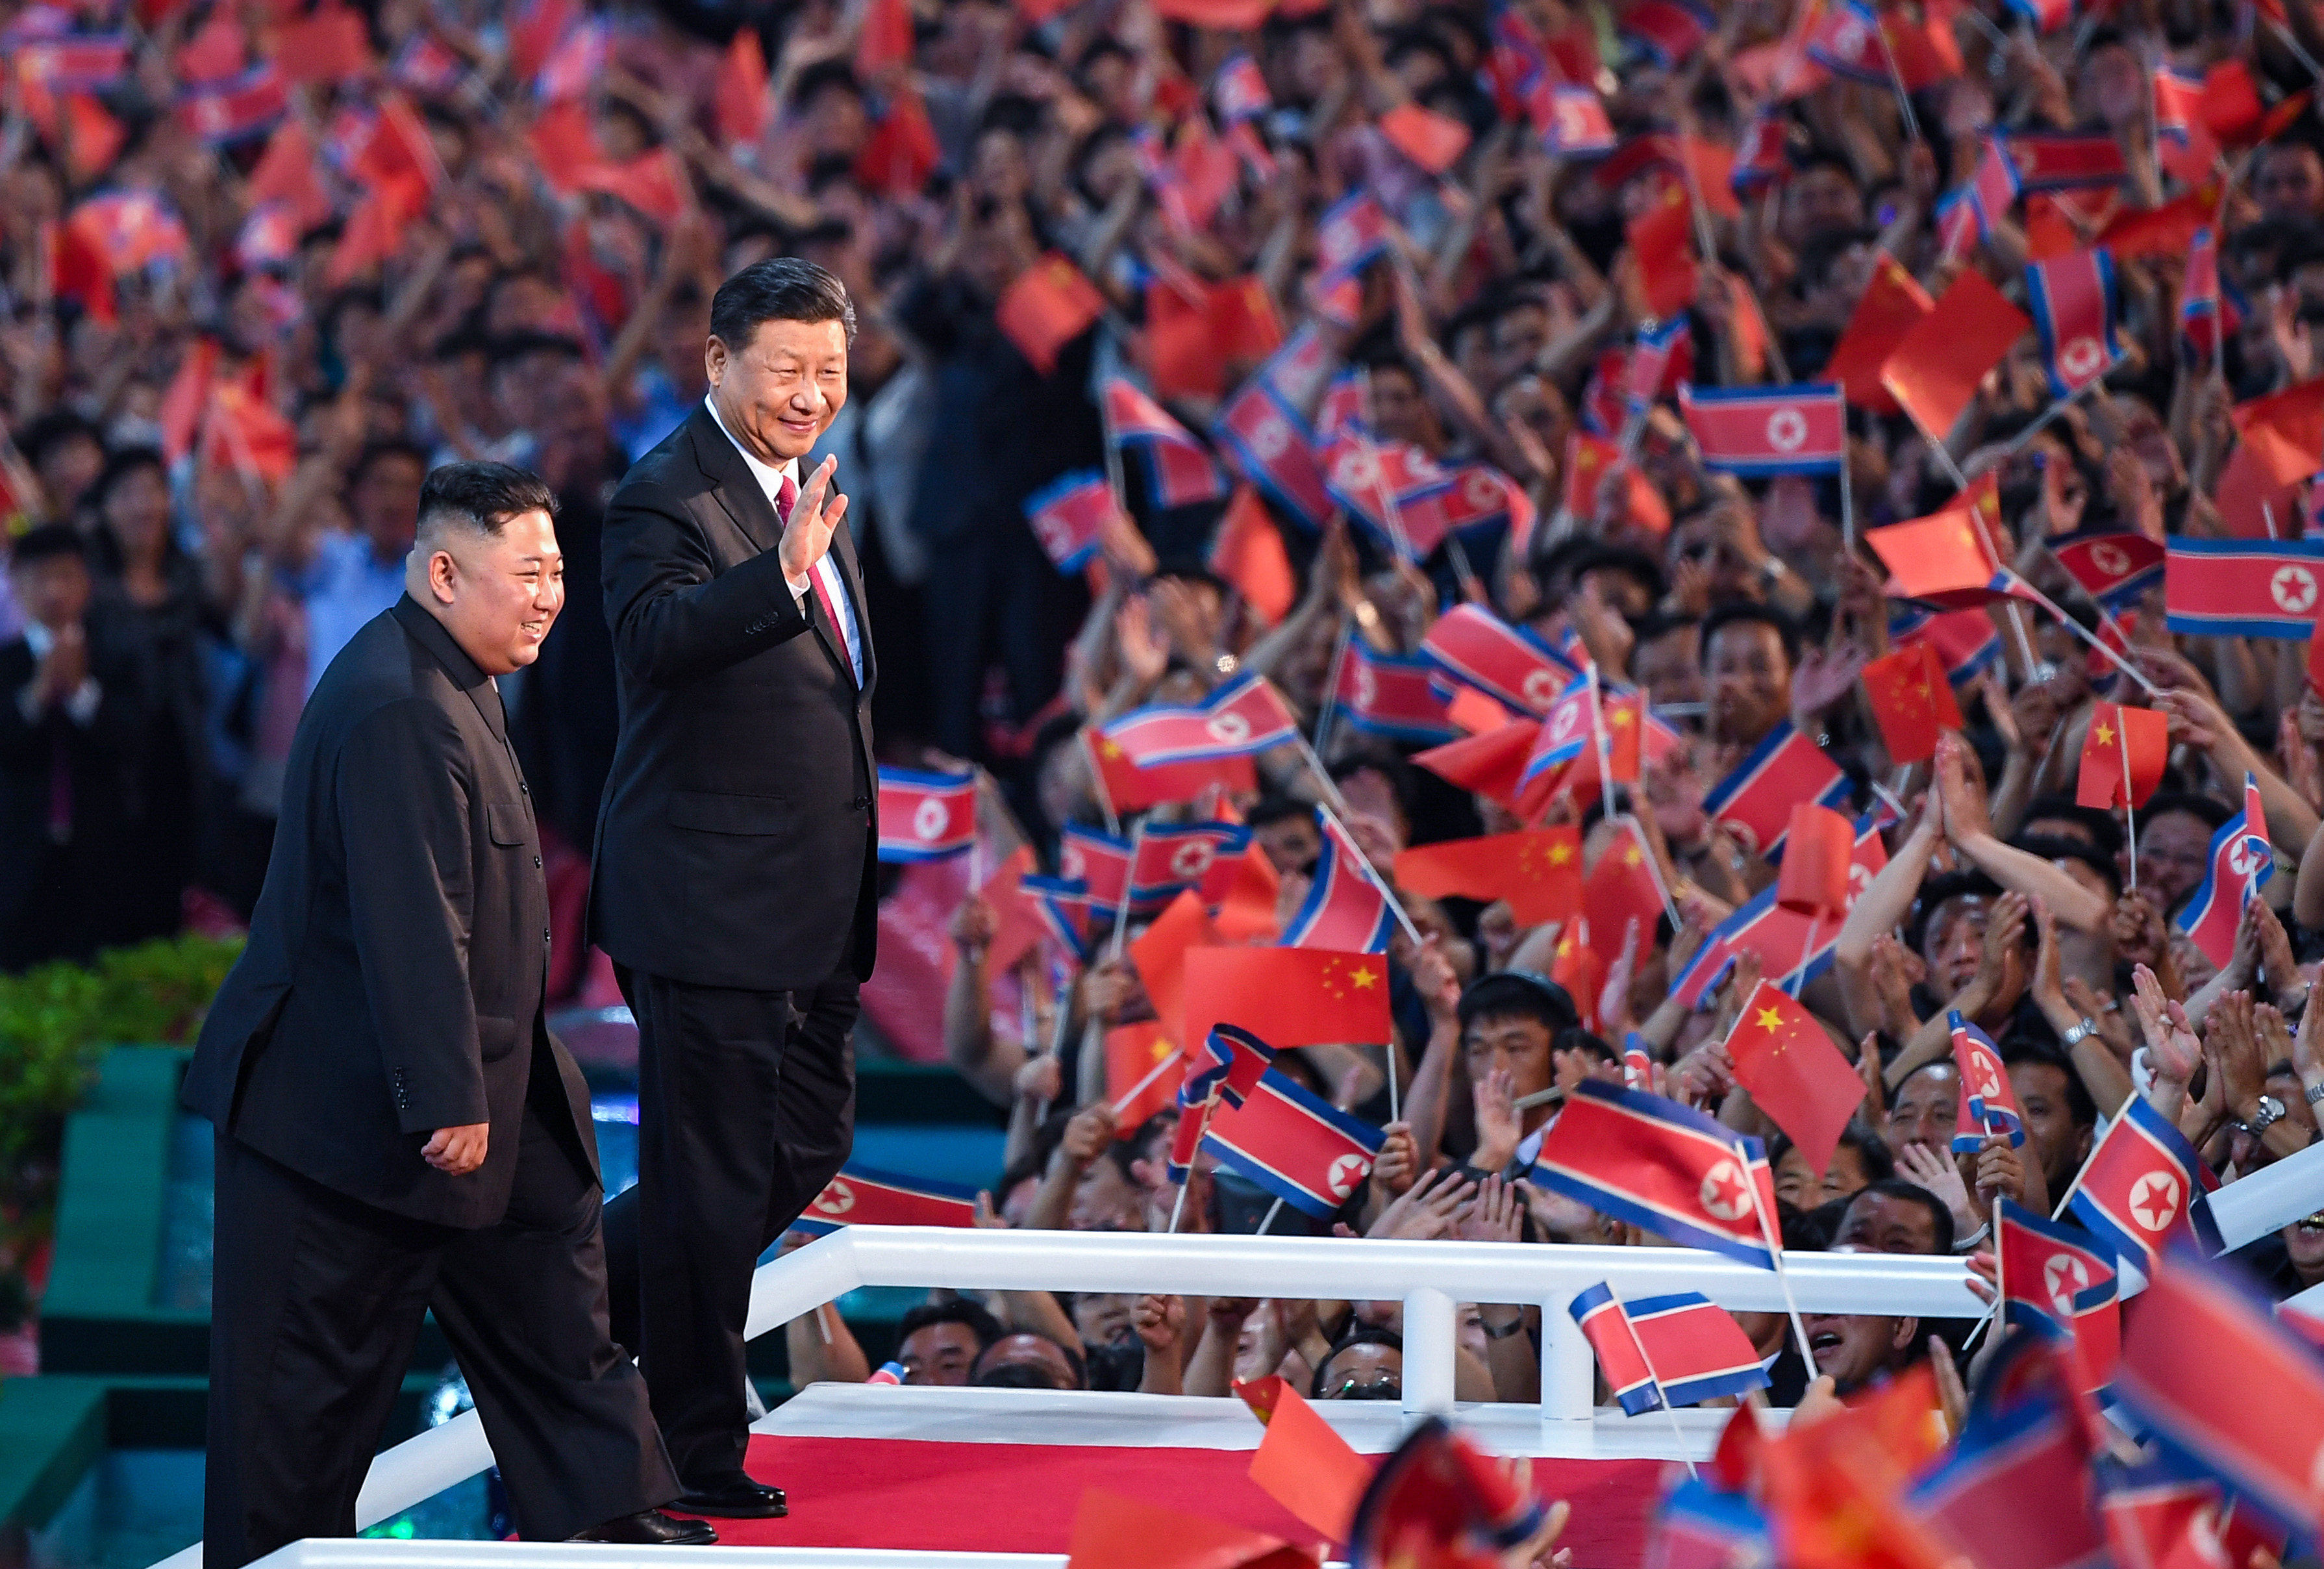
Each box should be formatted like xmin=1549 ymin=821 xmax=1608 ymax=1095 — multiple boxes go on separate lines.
xmin=778 ymin=471 xmax=846 ymax=649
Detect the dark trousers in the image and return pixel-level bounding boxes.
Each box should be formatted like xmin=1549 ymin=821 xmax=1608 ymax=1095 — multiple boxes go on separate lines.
xmin=603 ymin=965 xmax=857 ymax=1487
xmin=205 ymin=1104 xmax=677 ymax=1569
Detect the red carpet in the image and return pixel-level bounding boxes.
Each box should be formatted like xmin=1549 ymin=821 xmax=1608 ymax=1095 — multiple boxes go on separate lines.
xmin=684 ymin=1434 xmax=1668 ymax=1564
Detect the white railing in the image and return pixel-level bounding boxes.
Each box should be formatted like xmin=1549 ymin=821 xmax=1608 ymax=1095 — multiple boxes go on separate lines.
xmin=155 ymin=1141 xmax=2324 ymax=1569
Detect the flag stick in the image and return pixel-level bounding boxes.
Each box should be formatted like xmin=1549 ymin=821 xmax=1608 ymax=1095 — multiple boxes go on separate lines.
xmin=2123 ymin=736 xmax=2140 ymax=892
xmin=1584 ymin=659 xmax=1616 ymax=825
xmin=1111 ymin=820 xmax=1146 ymax=957
xmin=1445 ymin=531 xmax=1486 ymax=603
xmin=1292 ymin=724 xmax=1356 ymax=814
xmin=1110 ymin=1051 xmax=1180 ymax=1118
xmin=1869 ymin=13 xmax=1922 ymax=142
xmin=1386 ymin=1035 xmax=1401 ymax=1124
xmin=1622 ymin=814 xmax=1684 ymax=931
xmin=1256 ymin=1196 xmax=1286 ymax=1235
xmin=1099 ymin=379 xmax=1131 ymax=521
xmin=2004 ymin=575 xmax=2162 ymax=696
xmin=1791 ymin=916 xmax=1819 ymax=999
xmin=1960 ymin=1299 xmax=1999 ymax=1350
xmin=1314 ymin=614 xmax=1354 ymax=755
xmin=2001 ymin=381 xmax=2099 ymax=459
xmin=1607 ymin=1281 xmax=1702 ymax=1478
xmin=2270 ymin=19 xmax=2324 ymax=84
xmin=1745 ymin=1165 xmax=1818 ymax=1372
xmin=1168 ymin=1096 xmax=1222 ymax=1233
xmin=1838 ymin=444 xmax=1856 ymax=555
xmin=1316 ymin=798 xmax=1427 ymax=949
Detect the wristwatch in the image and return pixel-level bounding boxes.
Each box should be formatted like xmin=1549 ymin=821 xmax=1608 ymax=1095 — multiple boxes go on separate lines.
xmin=2060 ymin=1017 xmax=2099 ymax=1047
xmin=2305 ymin=1081 xmax=2324 ymax=1107
xmin=2246 ymin=1094 xmax=2289 ymax=1135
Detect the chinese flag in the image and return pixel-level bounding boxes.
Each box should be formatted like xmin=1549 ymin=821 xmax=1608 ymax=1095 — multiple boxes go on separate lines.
xmin=1584 ymin=822 xmax=1665 ymax=944
xmin=46 ymin=218 xmax=116 ymax=326
xmin=998 ymin=253 xmax=1106 ymax=375
xmin=177 ymin=6 xmax=246 ymax=79
xmin=1879 ymin=270 xmax=2030 ymax=445
xmin=2096 ymin=189 xmax=2210 ymax=259
xmin=575 ymin=149 xmax=688 ymax=225
xmin=1182 ymin=948 xmax=1393 ymax=1051
xmin=200 ymin=381 xmax=298 ymax=483
xmin=1214 ymin=844 xmax=1282 ymax=944
xmin=1106 ymin=1022 xmax=1184 ymax=1127
xmin=1146 ymin=277 xmax=1222 ymax=401
xmin=2201 ymin=60 xmax=2265 ymax=144
xmin=1551 ymin=921 xmax=1605 ymax=1033
xmin=273 ymin=6 xmax=374 ymax=84
xmin=1724 ymin=980 xmax=1864 ymax=1174
xmin=1235 ymin=1377 xmax=1373 ymax=1542
xmin=1085 ymin=729 xmax=1256 ymax=813
xmin=1066 ymin=1489 xmax=1318 ymax=1569
xmin=508 ymin=0 xmax=574 ymax=81
xmin=1860 ymin=643 xmax=1959 ymax=763
xmin=248 ymin=122 xmax=334 ymax=231
xmin=977 ymin=844 xmax=1043 ymax=975
xmin=1147 ymin=0 xmax=1274 ymax=26
xmin=1604 ymin=690 xmax=1644 ymax=783
xmin=1210 ymin=487 xmax=1295 ymax=625
xmin=1210 ymin=276 xmax=1285 ymax=368
xmin=355 ymin=95 xmax=445 ymax=194
xmin=2075 ymin=702 xmax=2168 ymax=810
xmin=1627 ymin=180 xmax=1697 ymax=320
xmin=716 ymin=26 xmax=771 ymax=151
xmin=1775 ymin=804 xmax=1853 ymax=921
xmin=1410 ymin=720 xmax=1537 ymax=807
xmin=1379 ymin=103 xmax=1471 ymax=174
xmin=1865 ymin=490 xmax=2002 ymax=603
xmin=1762 ymin=1370 xmax=1955 ymax=1569
xmin=2232 ymin=379 xmax=2324 ymax=488
xmin=854 ymin=86 xmax=940 ymax=197
xmin=1393 ymin=827 xmax=1583 ymax=925
xmin=1565 ymin=432 xmax=1671 ymax=535
xmin=1447 ymin=687 xmax=1518 ymax=735
xmin=856 ymin=0 xmax=914 ymax=76
xmin=1129 ymin=890 xmax=1219 ymax=1048
xmin=158 ymin=338 xmax=218 ymax=465
xmin=1824 ymin=252 xmax=1931 ymax=413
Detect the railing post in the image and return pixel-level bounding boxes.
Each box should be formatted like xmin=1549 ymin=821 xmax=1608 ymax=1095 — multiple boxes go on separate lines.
xmin=1402 ymin=1287 xmax=1457 ymax=1416
xmin=1539 ymin=1289 xmax=1594 ymax=1438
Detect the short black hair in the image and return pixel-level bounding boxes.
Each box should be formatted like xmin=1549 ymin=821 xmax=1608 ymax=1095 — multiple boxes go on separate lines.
xmin=1768 ymin=1118 xmax=1896 ymax=1183
xmin=2014 ymin=833 xmax=2123 ymax=899
xmin=2020 ymin=795 xmax=2125 ymax=855
xmin=18 ymin=410 xmax=101 ymax=469
xmin=7 ymin=523 xmax=86 ymax=570
xmin=2001 ymin=1040 xmax=2098 ymax=1129
xmin=2142 ymin=792 xmax=2232 ymax=836
xmin=710 ymin=257 xmax=858 ymax=351
xmin=92 ymin=446 xmax=167 ymax=508
xmin=1312 ymin=1327 xmax=1403 ymax=1399
xmin=1457 ymin=970 xmax=1579 ymax=1035
xmin=1845 ymin=1177 xmax=1955 ymax=1254
xmin=350 ymin=439 xmax=431 ymax=489
xmin=1699 ymin=599 xmax=1802 ymax=668
xmin=971 ymin=1331 xmax=1088 ymax=1390
xmin=897 ymin=1299 xmax=1006 ymax=1351
xmin=416 ymin=462 xmax=557 ymax=539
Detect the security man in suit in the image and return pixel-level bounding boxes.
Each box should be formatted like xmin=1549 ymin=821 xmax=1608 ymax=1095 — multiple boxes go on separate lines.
xmin=593 ymin=257 xmax=876 ymax=1517
xmin=184 ymin=462 xmax=709 ymax=1565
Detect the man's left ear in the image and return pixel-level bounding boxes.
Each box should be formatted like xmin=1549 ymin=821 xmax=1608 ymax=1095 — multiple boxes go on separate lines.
xmin=1892 ymin=1315 xmax=1920 ymax=1353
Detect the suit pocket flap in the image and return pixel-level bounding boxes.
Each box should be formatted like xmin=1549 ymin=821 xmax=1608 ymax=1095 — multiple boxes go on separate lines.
xmin=668 ymin=790 xmax=790 ymax=835
xmin=486 ymin=803 xmax=531 ymax=846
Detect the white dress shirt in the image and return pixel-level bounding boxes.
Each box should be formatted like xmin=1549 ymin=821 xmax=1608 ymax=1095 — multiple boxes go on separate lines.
xmin=705 ymin=394 xmax=863 ymax=684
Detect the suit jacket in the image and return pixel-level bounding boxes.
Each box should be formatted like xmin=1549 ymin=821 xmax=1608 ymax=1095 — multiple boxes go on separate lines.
xmin=0 ymin=629 xmax=151 ymax=970
xmin=589 ymin=402 xmax=879 ymax=992
xmin=182 ymin=597 xmax=597 ymax=1230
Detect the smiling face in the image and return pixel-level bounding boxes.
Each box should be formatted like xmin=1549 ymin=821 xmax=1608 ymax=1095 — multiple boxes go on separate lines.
xmin=706 ymin=316 xmax=850 ymax=465
xmin=424 ymin=507 xmax=564 ymax=676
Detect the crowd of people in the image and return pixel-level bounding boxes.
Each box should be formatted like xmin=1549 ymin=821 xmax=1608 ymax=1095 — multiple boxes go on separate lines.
xmin=5 ymin=0 xmax=2324 ymax=1463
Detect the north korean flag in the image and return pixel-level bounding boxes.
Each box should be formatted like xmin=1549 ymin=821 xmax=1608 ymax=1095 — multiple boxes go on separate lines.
xmin=1058 ymin=824 xmax=1134 ymax=915
xmin=1949 ymin=1012 xmax=2025 ymax=1151
xmin=1626 ymin=1292 xmax=1771 ymax=1406
xmin=1519 ymin=673 xmax=1596 ymax=788
xmin=2094 ymin=1458 xmax=2223 ymax=1569
xmin=1620 ymin=0 xmax=1712 ymax=65
xmin=1570 ymin=1283 xmax=1666 ymax=1414
xmin=1024 ymin=470 xmax=1115 ymax=572
xmin=2173 ymin=773 xmax=2273 ymax=970
xmin=1890 ymin=603 xmax=2005 ymax=686
xmin=1542 ymin=86 xmax=1618 ymax=156
xmin=1128 ymin=821 xmax=1253 ymax=911
xmin=1180 ymin=1021 xmax=1277 ymax=1114
xmin=1200 ymin=1066 xmax=1383 ymax=1216
xmin=2067 ymin=1096 xmax=2221 ymax=1278
xmin=2182 ymin=226 xmax=2236 ymax=360
xmin=1213 ymin=360 xmax=1334 ymax=528
xmin=1625 ymin=318 xmax=1689 ymax=416
xmin=2005 ymin=131 xmax=2129 ymax=193
xmin=875 ymin=766 xmax=976 ymax=862
xmin=1700 ymin=720 xmax=1851 ymax=861
xmin=2027 ymin=250 xmax=2126 ymax=399
xmin=1997 ymin=1197 xmax=2116 ymax=1336
xmin=1099 ymin=674 xmax=1299 ymax=766
xmin=14 ymin=33 xmax=129 ymax=90
xmin=1529 ymin=1080 xmax=1780 ymax=1268
xmin=394 ymin=31 xmax=469 ymax=94
xmin=2052 ymin=529 xmax=2165 ymax=612
xmin=2154 ymin=68 xmax=2205 ymax=142
xmin=2114 ymin=1249 xmax=2324 ymax=1531
xmin=793 ymin=1163 xmax=981 ymax=1234
xmin=179 ymin=64 xmax=290 ymax=147
xmin=1968 ymin=135 xmax=2022 ymax=237
xmin=1418 ymin=603 xmax=1579 ymax=716
xmin=1908 ymin=1347 xmax=2104 ymax=1569
xmin=2003 ymin=0 xmax=2073 ymax=31
xmin=2164 ymin=537 xmax=2324 ymax=638
xmin=1647 ymin=1480 xmax=1772 ymax=1569
xmin=1336 ymin=642 xmax=1460 ymax=744
xmin=1021 ymin=873 xmax=1094 ymax=962
xmin=1678 ymin=382 xmax=1845 ymax=475
xmin=1669 ymin=814 xmax=1887 ymax=1006
xmin=1805 ymin=0 xmax=1889 ymax=83
xmin=1213 ymin=54 xmax=1270 ymax=122
xmin=1314 ymin=190 xmax=1393 ymax=281
xmin=1734 ymin=112 xmax=1790 ymax=192
xmin=1281 ymin=807 xmax=1394 ymax=954
xmin=1104 ymin=377 xmax=1225 ymax=510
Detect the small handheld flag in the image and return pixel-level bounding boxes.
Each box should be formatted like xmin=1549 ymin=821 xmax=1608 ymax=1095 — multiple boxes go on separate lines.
xmin=795 ymin=1164 xmax=981 ymax=1233
xmin=1948 ymin=1012 xmax=2024 ymax=1152
xmin=875 ymin=768 xmax=977 ymax=862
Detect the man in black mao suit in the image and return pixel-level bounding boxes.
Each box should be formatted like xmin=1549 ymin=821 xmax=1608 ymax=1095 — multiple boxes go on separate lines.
xmin=182 ymin=464 xmax=707 ymax=1566
xmin=593 ymin=258 xmax=876 ymax=1518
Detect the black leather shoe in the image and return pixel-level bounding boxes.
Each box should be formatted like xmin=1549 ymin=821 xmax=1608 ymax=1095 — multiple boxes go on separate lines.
xmin=672 ymin=1475 xmax=788 ymax=1518
xmin=569 ymin=1510 xmax=719 ymax=1544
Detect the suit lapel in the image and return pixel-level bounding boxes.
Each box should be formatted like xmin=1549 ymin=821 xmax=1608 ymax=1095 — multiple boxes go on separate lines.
xmin=827 ymin=520 xmax=873 ymax=692
xmin=390 ymin=596 xmax=511 ymax=751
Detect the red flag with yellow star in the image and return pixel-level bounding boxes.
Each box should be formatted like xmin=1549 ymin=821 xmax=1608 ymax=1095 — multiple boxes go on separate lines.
xmin=1106 ymin=1022 xmax=1184 ymax=1127
xmin=1724 ymin=979 xmax=1865 ymax=1174
xmin=1392 ymin=827 xmax=1582 ymax=925
xmin=1551 ymin=919 xmax=1606 ymax=1033
xmin=1825 ymin=250 xmax=1932 ymax=414
xmin=1761 ymin=1367 xmax=1958 ymax=1569
xmin=1584 ymin=822 xmax=1666 ymax=946
xmin=1860 ymin=643 xmax=1959 ymax=763
xmin=2075 ymin=701 xmax=2169 ymax=810
xmin=1628 ymin=179 xmax=1698 ymax=320
xmin=1127 ymin=890 xmax=1219 ymax=1048
xmin=1605 ymin=690 xmax=1645 ymax=783
xmin=1182 ymin=948 xmax=1392 ymax=1051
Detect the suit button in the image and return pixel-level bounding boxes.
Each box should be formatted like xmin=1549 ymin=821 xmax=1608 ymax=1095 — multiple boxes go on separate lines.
xmin=533 ymin=855 xmax=543 ymax=868
xmin=543 ymin=927 xmax=553 ymax=943
xmin=853 ymin=796 xmax=870 ymax=811
xmin=519 ymin=783 xmax=530 ymax=795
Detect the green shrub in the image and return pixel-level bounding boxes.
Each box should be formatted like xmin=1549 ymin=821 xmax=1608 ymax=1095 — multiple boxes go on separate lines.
xmin=0 ymin=934 xmax=244 ymax=1235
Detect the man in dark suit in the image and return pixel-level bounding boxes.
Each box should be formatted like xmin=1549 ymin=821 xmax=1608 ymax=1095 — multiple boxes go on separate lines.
xmin=182 ymin=464 xmax=708 ymax=1566
xmin=593 ymin=258 xmax=876 ymax=1518
xmin=0 ymin=524 xmax=153 ymax=971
